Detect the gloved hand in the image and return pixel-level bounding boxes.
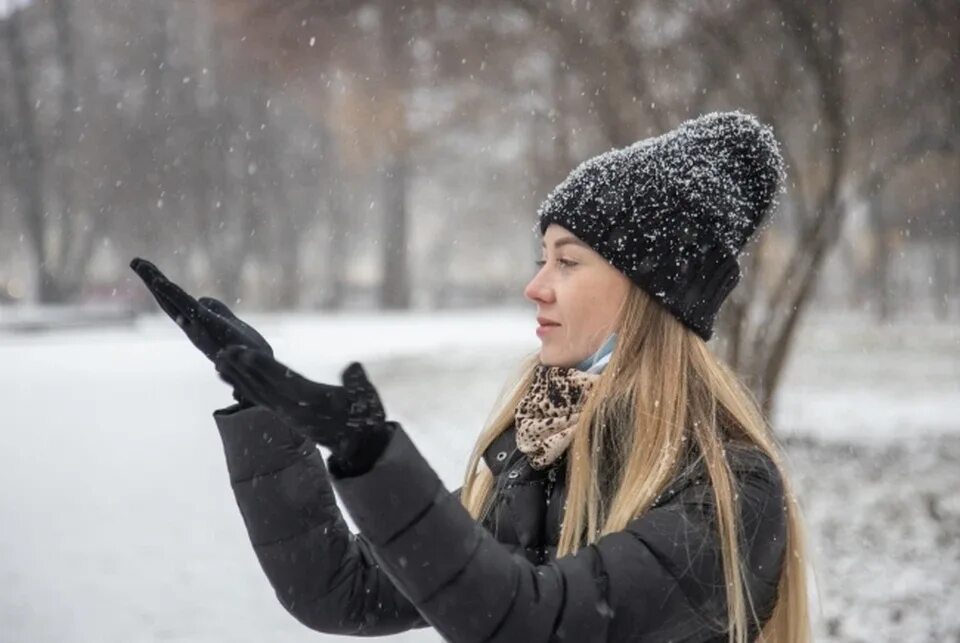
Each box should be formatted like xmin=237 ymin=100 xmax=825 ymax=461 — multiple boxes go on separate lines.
xmin=214 ymin=346 xmax=392 ymax=477
xmin=130 ymin=257 xmax=273 ymax=408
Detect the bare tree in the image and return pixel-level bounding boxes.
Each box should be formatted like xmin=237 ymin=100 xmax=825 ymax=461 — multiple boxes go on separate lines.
xmin=2 ymin=6 xmax=53 ymax=301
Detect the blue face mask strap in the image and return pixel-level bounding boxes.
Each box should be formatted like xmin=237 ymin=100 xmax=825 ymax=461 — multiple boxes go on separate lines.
xmin=576 ymin=332 xmax=618 ymax=373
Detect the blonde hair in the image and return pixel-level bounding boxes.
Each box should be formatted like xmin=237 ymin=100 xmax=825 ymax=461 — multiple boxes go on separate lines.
xmin=459 ymin=285 xmax=810 ymax=642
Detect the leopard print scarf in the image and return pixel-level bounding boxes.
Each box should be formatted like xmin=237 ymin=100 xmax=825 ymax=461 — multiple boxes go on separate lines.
xmin=514 ymin=364 xmax=600 ymax=470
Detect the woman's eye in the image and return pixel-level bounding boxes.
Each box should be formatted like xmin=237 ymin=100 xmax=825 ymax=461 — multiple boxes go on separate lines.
xmin=533 ymin=259 xmax=577 ymax=269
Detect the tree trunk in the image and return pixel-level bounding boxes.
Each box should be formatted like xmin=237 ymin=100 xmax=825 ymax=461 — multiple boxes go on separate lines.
xmin=377 ymin=2 xmax=411 ymax=310
xmin=2 ymin=7 xmax=56 ymax=302
xmin=379 ymin=150 xmax=411 ymax=309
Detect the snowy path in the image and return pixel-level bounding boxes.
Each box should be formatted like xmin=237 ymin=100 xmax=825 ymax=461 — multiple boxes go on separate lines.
xmin=1 ymin=309 xmax=957 ymax=642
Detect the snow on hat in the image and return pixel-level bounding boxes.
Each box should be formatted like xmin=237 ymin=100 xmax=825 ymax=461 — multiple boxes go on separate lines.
xmin=536 ymin=110 xmax=785 ymax=341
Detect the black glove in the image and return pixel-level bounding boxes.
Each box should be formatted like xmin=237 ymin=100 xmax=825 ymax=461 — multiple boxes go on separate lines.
xmin=130 ymin=257 xmax=273 ymax=407
xmin=214 ymin=346 xmax=392 ymax=477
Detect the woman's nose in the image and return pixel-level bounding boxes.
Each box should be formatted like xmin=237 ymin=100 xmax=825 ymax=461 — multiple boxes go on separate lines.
xmin=524 ymin=270 xmax=554 ymax=303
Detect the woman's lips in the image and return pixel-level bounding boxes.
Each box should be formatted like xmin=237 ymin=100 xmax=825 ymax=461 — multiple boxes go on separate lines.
xmin=536 ymin=323 xmax=560 ymax=337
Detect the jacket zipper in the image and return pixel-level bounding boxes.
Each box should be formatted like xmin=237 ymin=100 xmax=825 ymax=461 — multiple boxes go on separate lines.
xmin=545 ymin=466 xmax=558 ymax=504
xmin=540 ymin=466 xmax=560 ymax=564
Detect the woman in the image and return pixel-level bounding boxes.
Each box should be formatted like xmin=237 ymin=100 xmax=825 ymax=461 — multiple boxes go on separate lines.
xmin=132 ymin=110 xmax=809 ymax=642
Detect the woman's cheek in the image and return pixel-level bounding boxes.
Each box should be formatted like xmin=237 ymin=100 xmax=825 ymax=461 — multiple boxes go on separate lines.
xmin=583 ymin=282 xmax=604 ymax=308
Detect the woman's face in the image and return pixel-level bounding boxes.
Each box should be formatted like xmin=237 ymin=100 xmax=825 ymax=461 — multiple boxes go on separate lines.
xmin=524 ymin=223 xmax=631 ymax=367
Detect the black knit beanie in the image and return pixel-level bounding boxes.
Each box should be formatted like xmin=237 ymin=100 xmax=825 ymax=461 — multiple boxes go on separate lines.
xmin=536 ymin=110 xmax=785 ymax=341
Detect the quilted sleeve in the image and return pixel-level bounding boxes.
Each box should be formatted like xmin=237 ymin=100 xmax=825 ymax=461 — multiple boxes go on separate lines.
xmin=213 ymin=404 xmax=430 ymax=636
xmin=330 ymin=422 xmax=787 ymax=642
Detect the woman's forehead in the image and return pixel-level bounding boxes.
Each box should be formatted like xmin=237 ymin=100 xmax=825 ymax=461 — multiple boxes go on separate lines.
xmin=542 ymin=225 xmax=589 ymax=249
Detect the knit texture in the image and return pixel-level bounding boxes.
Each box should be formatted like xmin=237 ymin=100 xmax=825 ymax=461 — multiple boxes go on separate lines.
xmin=536 ymin=111 xmax=785 ymax=340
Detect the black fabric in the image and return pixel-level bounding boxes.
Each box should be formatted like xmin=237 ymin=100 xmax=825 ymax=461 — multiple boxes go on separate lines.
xmin=213 ymin=404 xmax=431 ymax=635
xmin=214 ymin=351 xmax=392 ymax=477
xmin=536 ymin=111 xmax=785 ymax=341
xmin=215 ymin=405 xmax=786 ymax=641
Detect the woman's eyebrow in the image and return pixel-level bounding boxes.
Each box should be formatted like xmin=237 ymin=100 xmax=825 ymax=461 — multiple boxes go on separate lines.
xmin=541 ymin=236 xmax=589 ymax=249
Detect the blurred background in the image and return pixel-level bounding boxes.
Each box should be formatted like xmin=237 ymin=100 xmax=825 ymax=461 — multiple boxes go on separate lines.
xmin=0 ymin=1 xmax=957 ymax=641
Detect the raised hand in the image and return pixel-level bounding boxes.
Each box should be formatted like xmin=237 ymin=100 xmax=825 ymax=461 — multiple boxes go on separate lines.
xmin=214 ymin=346 xmax=392 ymax=476
xmin=130 ymin=257 xmax=273 ymax=406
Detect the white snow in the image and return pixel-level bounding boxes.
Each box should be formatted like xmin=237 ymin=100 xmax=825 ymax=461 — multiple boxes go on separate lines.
xmin=0 ymin=307 xmax=957 ymax=642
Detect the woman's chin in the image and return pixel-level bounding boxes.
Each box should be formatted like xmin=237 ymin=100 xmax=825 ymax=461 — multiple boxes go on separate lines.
xmin=537 ymin=348 xmax=556 ymax=366
xmin=538 ymin=349 xmax=576 ymax=369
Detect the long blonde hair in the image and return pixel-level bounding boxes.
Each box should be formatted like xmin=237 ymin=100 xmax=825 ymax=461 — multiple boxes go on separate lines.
xmin=458 ymin=285 xmax=810 ymax=642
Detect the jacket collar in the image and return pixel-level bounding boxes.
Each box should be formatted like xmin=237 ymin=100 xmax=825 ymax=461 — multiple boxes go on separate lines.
xmin=482 ymin=424 xmax=520 ymax=476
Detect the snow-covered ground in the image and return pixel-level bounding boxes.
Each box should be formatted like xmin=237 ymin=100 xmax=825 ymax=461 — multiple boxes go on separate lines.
xmin=1 ymin=308 xmax=957 ymax=642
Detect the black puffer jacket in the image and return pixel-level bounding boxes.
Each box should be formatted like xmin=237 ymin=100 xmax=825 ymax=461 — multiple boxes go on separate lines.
xmin=214 ymin=404 xmax=786 ymax=642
